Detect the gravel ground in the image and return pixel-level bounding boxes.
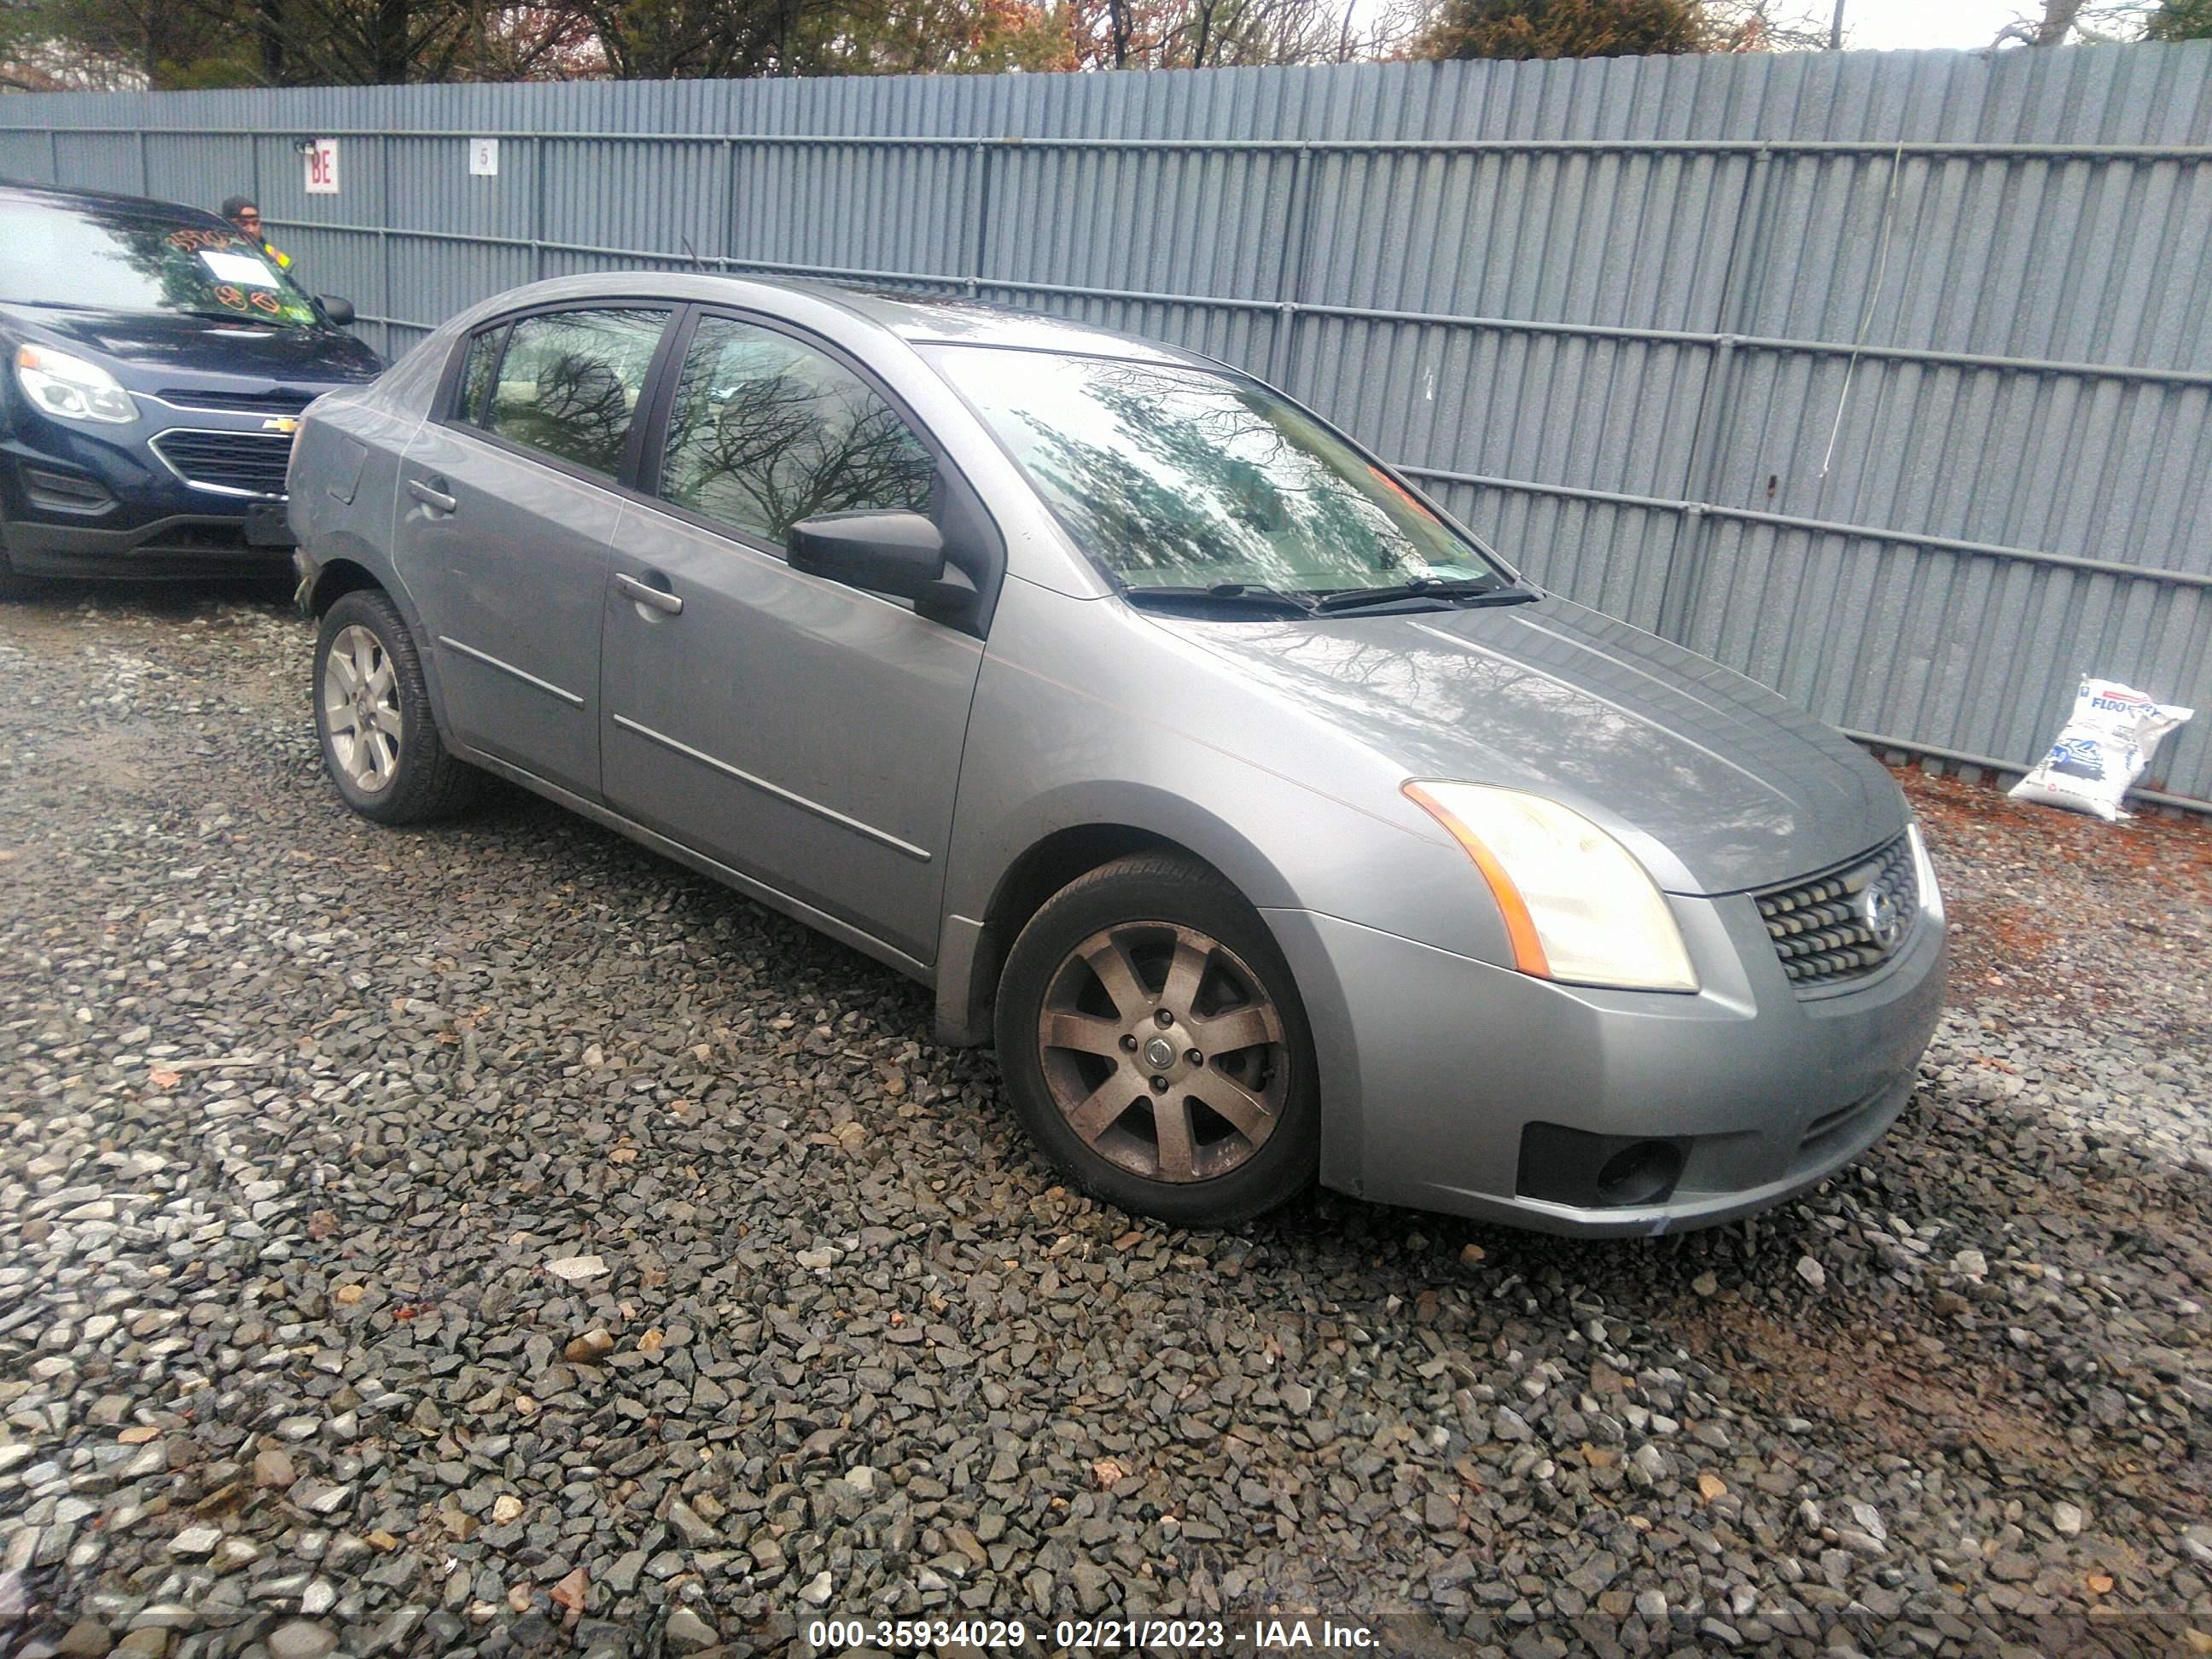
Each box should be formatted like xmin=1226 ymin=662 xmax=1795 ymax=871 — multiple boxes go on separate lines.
xmin=1 ymin=585 xmax=2208 ymax=1659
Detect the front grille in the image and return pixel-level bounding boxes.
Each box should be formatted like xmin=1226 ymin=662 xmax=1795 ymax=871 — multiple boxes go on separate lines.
xmin=156 ymin=387 xmax=317 ymax=415
xmin=1755 ymin=834 xmax=1919 ymax=990
xmin=150 ymin=429 xmax=294 ymax=498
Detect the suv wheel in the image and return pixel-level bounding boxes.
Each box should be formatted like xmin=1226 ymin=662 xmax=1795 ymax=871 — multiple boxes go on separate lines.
xmin=995 ymin=852 xmax=1319 ymax=1225
xmin=313 ymin=588 xmax=479 ymax=824
xmin=0 ymin=527 xmax=33 ymax=602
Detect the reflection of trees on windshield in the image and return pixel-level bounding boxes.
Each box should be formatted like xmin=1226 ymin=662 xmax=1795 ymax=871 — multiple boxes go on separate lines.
xmin=105 ymin=218 xmax=314 ymax=325
xmin=997 ymin=359 xmax=1484 ymax=592
xmin=661 ymin=331 xmax=934 ymax=544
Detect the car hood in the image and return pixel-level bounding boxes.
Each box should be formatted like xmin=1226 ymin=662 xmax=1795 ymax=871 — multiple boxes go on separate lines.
xmin=1154 ymin=595 xmax=1906 ymax=895
xmin=0 ymin=304 xmax=381 ymax=389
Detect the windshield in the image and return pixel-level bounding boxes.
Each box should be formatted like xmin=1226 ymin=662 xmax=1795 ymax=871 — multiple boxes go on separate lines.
xmin=926 ymin=344 xmax=1507 ymax=598
xmin=0 ymin=201 xmax=322 ymax=329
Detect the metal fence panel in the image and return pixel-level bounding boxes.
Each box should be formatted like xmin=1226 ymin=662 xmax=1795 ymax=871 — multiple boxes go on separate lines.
xmin=3 ymin=43 xmax=2211 ymax=805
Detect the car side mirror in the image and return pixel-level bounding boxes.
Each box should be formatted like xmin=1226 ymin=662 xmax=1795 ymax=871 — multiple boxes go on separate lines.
xmin=789 ymin=509 xmax=960 ymax=606
xmin=318 ymin=295 xmax=356 ymax=327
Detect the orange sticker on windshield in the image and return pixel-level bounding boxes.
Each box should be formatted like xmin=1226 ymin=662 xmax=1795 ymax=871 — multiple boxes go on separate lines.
xmin=212 ymin=285 xmax=247 ymax=309
xmin=166 ymin=229 xmax=237 ymax=252
xmin=249 ymin=290 xmax=282 ymax=315
xmin=1368 ymin=463 xmax=1439 ymax=518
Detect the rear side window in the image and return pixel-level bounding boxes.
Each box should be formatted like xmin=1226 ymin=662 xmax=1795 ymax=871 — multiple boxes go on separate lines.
xmin=483 ymin=308 xmax=667 ymax=478
xmin=657 ymin=315 xmax=934 ymax=549
xmin=455 ymin=326 xmax=504 ymax=426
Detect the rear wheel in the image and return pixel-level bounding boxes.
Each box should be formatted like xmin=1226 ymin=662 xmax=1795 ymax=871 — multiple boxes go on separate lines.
xmin=994 ymin=853 xmax=1319 ymax=1225
xmin=313 ymin=588 xmax=479 ymax=824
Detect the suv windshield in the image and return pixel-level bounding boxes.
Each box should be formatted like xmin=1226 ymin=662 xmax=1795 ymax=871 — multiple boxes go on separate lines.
xmin=0 ymin=200 xmax=322 ymax=329
xmin=927 ymin=344 xmax=1507 ymax=601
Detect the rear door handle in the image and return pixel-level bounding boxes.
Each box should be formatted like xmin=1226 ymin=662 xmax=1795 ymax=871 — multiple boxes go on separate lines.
xmin=406 ymin=477 xmax=457 ymax=514
xmin=615 ymin=571 xmax=684 ymax=615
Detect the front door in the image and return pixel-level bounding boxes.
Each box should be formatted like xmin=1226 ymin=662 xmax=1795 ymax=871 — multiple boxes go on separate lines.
xmin=394 ymin=306 xmax=669 ymax=801
xmin=601 ymin=311 xmax=986 ymax=966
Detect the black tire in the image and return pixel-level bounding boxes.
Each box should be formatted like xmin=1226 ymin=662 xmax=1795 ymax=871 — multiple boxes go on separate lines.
xmin=0 ymin=528 xmax=35 ymax=602
xmin=312 ymin=587 xmax=480 ymax=824
xmin=994 ymin=852 xmax=1320 ymax=1225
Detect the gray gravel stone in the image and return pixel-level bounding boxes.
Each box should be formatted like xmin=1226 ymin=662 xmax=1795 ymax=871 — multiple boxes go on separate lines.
xmin=263 ymin=1621 xmax=339 ymax=1659
xmin=664 ymin=1607 xmax=719 ymax=1652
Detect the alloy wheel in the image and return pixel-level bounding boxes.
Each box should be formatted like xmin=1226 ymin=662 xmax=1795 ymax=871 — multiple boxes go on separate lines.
xmin=1035 ymin=921 xmax=1289 ymax=1185
xmin=321 ymin=623 xmax=402 ymax=793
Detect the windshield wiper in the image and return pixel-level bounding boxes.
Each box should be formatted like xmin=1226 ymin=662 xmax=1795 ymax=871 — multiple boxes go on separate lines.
xmin=1120 ymin=582 xmax=1317 ymax=617
xmin=174 ymin=308 xmax=290 ymax=326
xmin=1312 ymin=578 xmax=1538 ymax=614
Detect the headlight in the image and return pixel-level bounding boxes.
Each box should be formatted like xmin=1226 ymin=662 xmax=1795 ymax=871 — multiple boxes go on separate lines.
xmin=15 ymin=346 xmax=138 ymax=424
xmin=1404 ymin=781 xmax=1698 ymax=992
xmin=1906 ymin=819 xmax=1942 ymax=921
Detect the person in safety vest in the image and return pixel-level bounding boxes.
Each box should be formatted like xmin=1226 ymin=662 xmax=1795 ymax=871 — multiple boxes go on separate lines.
xmin=218 ymin=197 xmax=296 ymax=276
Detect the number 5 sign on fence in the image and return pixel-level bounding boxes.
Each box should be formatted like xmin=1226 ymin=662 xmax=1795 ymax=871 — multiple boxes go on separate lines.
xmin=304 ymin=138 xmax=339 ymax=195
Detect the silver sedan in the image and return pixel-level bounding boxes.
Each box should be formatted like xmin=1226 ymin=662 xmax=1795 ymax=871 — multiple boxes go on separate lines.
xmin=288 ymin=274 xmax=1945 ymax=1235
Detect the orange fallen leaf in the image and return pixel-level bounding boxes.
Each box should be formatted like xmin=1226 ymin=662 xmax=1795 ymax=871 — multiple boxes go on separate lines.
xmin=1581 ymin=1445 xmax=1617 ymax=1468
xmin=149 ymin=1068 xmax=181 ymax=1090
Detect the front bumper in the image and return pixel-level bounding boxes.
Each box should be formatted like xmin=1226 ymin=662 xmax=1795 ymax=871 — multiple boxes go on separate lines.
xmin=2 ymin=415 xmax=296 ymax=580
xmin=1266 ymin=882 xmax=1947 ymax=1237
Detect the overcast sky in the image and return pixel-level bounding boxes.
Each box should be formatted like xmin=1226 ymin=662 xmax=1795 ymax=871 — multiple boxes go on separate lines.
xmin=1836 ymin=0 xmax=2046 ymax=50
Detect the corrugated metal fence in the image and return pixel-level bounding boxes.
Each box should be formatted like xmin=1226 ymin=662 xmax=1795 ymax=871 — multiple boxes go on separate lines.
xmin=5 ymin=46 xmax=2211 ymax=807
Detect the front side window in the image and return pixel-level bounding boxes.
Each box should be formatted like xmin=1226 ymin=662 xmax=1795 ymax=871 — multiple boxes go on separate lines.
xmin=484 ymin=308 xmax=667 ymax=477
xmin=658 ymin=315 xmax=935 ymax=548
xmin=926 ymin=345 xmax=1506 ymax=600
xmin=0 ymin=201 xmax=322 ymax=328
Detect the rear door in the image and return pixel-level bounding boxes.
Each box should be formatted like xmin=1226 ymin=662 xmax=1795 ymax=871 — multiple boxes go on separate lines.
xmin=394 ymin=305 xmax=672 ymax=801
xmin=600 ymin=309 xmax=991 ymax=965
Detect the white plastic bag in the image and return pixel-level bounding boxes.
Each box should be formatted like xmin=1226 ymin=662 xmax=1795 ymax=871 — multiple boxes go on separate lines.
xmin=2009 ymin=678 xmax=2194 ymax=822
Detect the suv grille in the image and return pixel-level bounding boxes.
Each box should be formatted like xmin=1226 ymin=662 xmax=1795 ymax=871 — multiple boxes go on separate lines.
xmin=156 ymin=387 xmax=317 ymax=415
xmin=1755 ymin=834 xmax=1918 ymax=989
xmin=151 ymin=430 xmax=294 ymax=498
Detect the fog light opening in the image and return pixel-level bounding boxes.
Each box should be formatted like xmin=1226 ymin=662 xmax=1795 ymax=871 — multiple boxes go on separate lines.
xmin=1594 ymin=1140 xmax=1683 ymax=1208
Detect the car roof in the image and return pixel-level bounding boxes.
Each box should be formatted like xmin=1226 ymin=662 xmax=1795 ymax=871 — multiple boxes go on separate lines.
xmin=0 ymin=178 xmax=236 ymax=229
xmin=451 ymin=269 xmax=1221 ymax=373
xmin=790 ymin=282 xmax=1211 ymax=367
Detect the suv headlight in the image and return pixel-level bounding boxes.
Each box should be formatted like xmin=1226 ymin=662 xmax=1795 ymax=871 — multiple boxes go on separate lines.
xmin=15 ymin=346 xmax=138 ymax=425
xmin=1405 ymin=781 xmax=1698 ymax=992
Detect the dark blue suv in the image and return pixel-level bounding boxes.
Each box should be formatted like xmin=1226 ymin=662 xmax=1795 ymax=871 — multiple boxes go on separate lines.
xmin=0 ymin=182 xmax=383 ymax=591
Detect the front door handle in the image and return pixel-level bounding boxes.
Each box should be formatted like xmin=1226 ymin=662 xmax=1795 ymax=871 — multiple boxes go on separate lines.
xmin=406 ymin=477 xmax=457 ymax=514
xmin=615 ymin=571 xmax=684 ymax=615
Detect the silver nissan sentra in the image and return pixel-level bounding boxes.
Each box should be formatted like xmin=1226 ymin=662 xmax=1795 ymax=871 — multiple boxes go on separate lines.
xmin=288 ymin=273 xmax=1946 ymax=1236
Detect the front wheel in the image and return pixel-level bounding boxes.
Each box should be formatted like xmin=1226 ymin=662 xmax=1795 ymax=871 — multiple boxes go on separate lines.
xmin=994 ymin=853 xmax=1320 ymax=1225
xmin=0 ymin=524 xmax=35 ymax=602
xmin=313 ymin=588 xmax=479 ymax=824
